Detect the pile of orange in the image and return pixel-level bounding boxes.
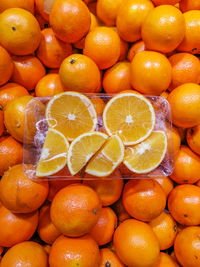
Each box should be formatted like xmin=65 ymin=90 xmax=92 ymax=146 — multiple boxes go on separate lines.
xmin=0 ymin=0 xmax=200 ymax=266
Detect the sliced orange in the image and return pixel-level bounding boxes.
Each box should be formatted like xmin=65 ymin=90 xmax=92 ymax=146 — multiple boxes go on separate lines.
xmin=103 ymin=92 xmax=156 ymax=145
xmin=123 ymin=130 xmax=167 ymax=174
xmin=68 ymin=131 xmax=108 ymax=175
xmin=85 ymin=135 xmax=124 ymax=177
xmin=46 ymin=92 xmax=97 ymax=141
xmin=36 ymin=128 xmax=69 ymax=177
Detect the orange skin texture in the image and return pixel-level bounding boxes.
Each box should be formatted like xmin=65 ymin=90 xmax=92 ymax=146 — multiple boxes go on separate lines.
xmin=180 ymin=0 xmax=200 ymax=12
xmin=0 ymin=109 xmax=4 ymax=137
xmin=142 ymin=5 xmax=185 ymax=53
xmin=168 ymin=53 xmax=200 ymax=91
xmin=0 ymin=136 xmax=23 ymax=176
xmin=83 ymin=26 xmax=121 ymax=70
xmin=90 ymin=207 xmax=117 ymax=246
xmin=174 ymin=226 xmax=200 ymax=267
xmin=38 ymin=204 xmax=61 ymax=244
xmin=168 ymin=83 xmax=200 ymax=128
xmin=0 ymin=83 xmax=29 ymax=109
xmin=0 ymin=45 xmax=13 ymax=86
xmin=152 ymin=0 xmax=180 ymax=5
xmin=130 ymin=51 xmax=172 ymax=95
xmin=50 ymin=184 xmax=102 ymax=237
xmin=35 ymin=74 xmax=64 ymax=97
xmin=178 ymin=10 xmax=200 ymax=54
xmin=49 ymin=234 xmax=100 ymax=267
xmin=103 ymin=61 xmax=132 ymax=94
xmin=0 ymin=203 xmax=38 ymax=247
xmin=99 ymin=248 xmax=125 ymax=267
xmin=37 ymin=28 xmax=72 ymax=68
xmin=187 ymin=125 xmax=200 ymax=155
xmin=123 ymin=179 xmax=166 ymax=222
xmin=50 ymin=0 xmax=91 ymax=43
xmin=154 ymin=176 xmax=174 ymax=197
xmin=155 ymin=252 xmax=179 ymax=267
xmin=59 ymin=54 xmax=101 ymax=93
xmin=113 ymin=219 xmax=160 ymax=267
xmin=90 ymin=97 xmax=105 ymax=117
xmin=149 ymin=211 xmax=177 ymax=250
xmin=116 ymin=0 xmax=154 ymax=43
xmin=0 ymin=164 xmax=49 ymax=213
xmin=35 ymin=0 xmax=50 ymax=21
xmin=118 ymin=38 xmax=128 ymax=61
xmin=128 ymin=40 xmax=146 ymax=62
xmin=0 ymin=0 xmax=34 ymax=13
xmin=167 ymin=126 xmax=181 ymax=157
xmin=11 ymin=55 xmax=46 ymax=91
xmin=112 ymin=198 xmax=131 ymax=223
xmin=1 ymin=241 xmax=48 ymax=267
xmin=168 ymin=184 xmax=200 ymax=226
xmin=0 ymin=8 xmax=41 ymax=55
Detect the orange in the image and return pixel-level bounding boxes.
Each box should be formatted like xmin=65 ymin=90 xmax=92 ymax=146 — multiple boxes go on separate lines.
xmin=0 ymin=0 xmax=34 ymax=13
xmin=168 ymin=53 xmax=200 ymax=91
xmin=142 ymin=5 xmax=185 ymax=53
xmin=0 ymin=83 xmax=29 ymax=108
xmin=49 ymin=234 xmax=100 ymax=267
xmin=59 ymin=54 xmax=101 ymax=93
xmin=11 ymin=55 xmax=46 ymax=91
xmin=90 ymin=207 xmax=117 ymax=246
xmin=112 ymin=198 xmax=131 ymax=223
xmin=0 ymin=202 xmax=38 ymax=247
xmin=99 ymin=248 xmax=125 ymax=267
xmin=35 ymin=8 xmax=49 ymax=29
xmin=0 ymin=136 xmax=23 ymax=176
xmin=152 ymin=0 xmax=180 ymax=5
xmin=97 ymin=0 xmax=123 ymax=26
xmin=149 ymin=211 xmax=177 ymax=250
xmin=50 ymin=0 xmax=91 ymax=43
xmin=0 ymin=108 xmax=3 ymax=137
xmin=37 ymin=28 xmax=72 ymax=68
xmin=50 ymin=184 xmax=102 ymax=237
xmin=170 ymin=146 xmax=200 ymax=184
xmin=116 ymin=0 xmax=154 ymax=42
xmin=1 ymin=241 xmax=48 ymax=267
xmin=178 ymin=10 xmax=200 ymax=54
xmin=168 ymin=184 xmax=200 ymax=225
xmin=128 ymin=40 xmax=146 ymax=62
xmin=167 ymin=126 xmax=181 ymax=157
xmin=103 ymin=61 xmax=132 ymax=94
xmin=35 ymin=74 xmax=64 ymax=97
xmin=168 ymin=83 xmax=200 ymax=128
xmin=180 ymin=0 xmax=200 ymax=12
xmin=154 ymin=176 xmax=174 ymax=196
xmin=38 ymin=204 xmax=61 ymax=244
xmin=160 ymin=90 xmax=169 ymax=99
xmin=174 ymin=226 xmax=200 ymax=267
xmin=35 ymin=0 xmax=52 ymax=21
xmin=0 ymin=45 xmax=13 ymax=86
xmin=111 ymin=27 xmax=129 ymax=62
xmin=187 ymin=125 xmax=200 ymax=155
xmin=130 ymin=51 xmax=172 ymax=95
xmin=155 ymin=252 xmax=179 ymax=267
xmin=0 ymin=8 xmax=41 ymax=55
xmin=87 ymin=1 xmax=97 ymax=14
xmin=83 ymin=26 xmax=121 ymax=69
xmin=0 ymin=164 xmax=49 ymax=213
xmin=113 ymin=219 xmax=160 ymax=267
xmin=91 ymin=97 xmax=105 ymax=116
xmin=123 ymin=179 xmax=166 ymax=222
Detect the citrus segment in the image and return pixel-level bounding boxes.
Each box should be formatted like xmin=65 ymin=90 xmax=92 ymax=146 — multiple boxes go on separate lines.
xmin=36 ymin=128 xmax=69 ymax=177
xmin=85 ymin=135 xmax=124 ymax=177
xmin=68 ymin=132 xmax=108 ymax=175
xmin=103 ymin=93 xmax=156 ymax=145
xmin=123 ymin=131 xmax=167 ymax=174
xmin=46 ymin=92 xmax=97 ymax=140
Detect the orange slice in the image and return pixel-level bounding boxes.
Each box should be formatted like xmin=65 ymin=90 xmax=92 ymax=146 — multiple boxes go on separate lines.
xmin=36 ymin=128 xmax=69 ymax=177
xmin=68 ymin=131 xmax=108 ymax=175
xmin=85 ymin=135 xmax=124 ymax=177
xmin=123 ymin=130 xmax=167 ymax=174
xmin=46 ymin=92 xmax=97 ymax=141
xmin=103 ymin=92 xmax=156 ymax=145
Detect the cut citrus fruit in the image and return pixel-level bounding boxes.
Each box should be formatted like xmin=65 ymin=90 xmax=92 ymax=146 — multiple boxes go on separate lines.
xmin=68 ymin=131 xmax=108 ymax=175
xmin=103 ymin=92 xmax=156 ymax=145
xmin=85 ymin=135 xmax=124 ymax=177
xmin=36 ymin=128 xmax=69 ymax=177
xmin=46 ymin=92 xmax=97 ymax=141
xmin=123 ymin=130 xmax=167 ymax=174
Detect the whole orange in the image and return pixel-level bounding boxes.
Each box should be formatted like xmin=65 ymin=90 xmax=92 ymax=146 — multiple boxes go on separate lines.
xmin=0 ymin=0 xmax=34 ymax=13
xmin=99 ymin=248 xmax=125 ymax=267
xmin=187 ymin=125 xmax=200 ymax=155
xmin=128 ymin=40 xmax=146 ymax=62
xmin=0 ymin=45 xmax=13 ymax=86
xmin=180 ymin=0 xmax=200 ymax=12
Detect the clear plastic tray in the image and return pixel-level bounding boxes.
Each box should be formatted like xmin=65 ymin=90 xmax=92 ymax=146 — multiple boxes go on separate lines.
xmin=23 ymin=93 xmax=174 ymax=180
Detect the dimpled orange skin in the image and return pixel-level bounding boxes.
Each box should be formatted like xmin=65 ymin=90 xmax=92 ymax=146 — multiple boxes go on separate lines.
xmin=99 ymin=248 xmax=125 ymax=267
xmin=0 ymin=8 xmax=41 ymax=55
xmin=168 ymin=83 xmax=200 ymax=128
xmin=49 ymin=234 xmax=100 ymax=267
xmin=187 ymin=125 xmax=200 ymax=155
xmin=50 ymin=0 xmax=91 ymax=43
xmin=180 ymin=0 xmax=200 ymax=12
xmin=113 ymin=219 xmax=160 ymax=267
xmin=168 ymin=184 xmax=200 ymax=226
xmin=128 ymin=40 xmax=146 ymax=62
xmin=142 ymin=5 xmax=185 ymax=53
xmin=130 ymin=51 xmax=172 ymax=95
xmin=174 ymin=226 xmax=200 ymax=267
